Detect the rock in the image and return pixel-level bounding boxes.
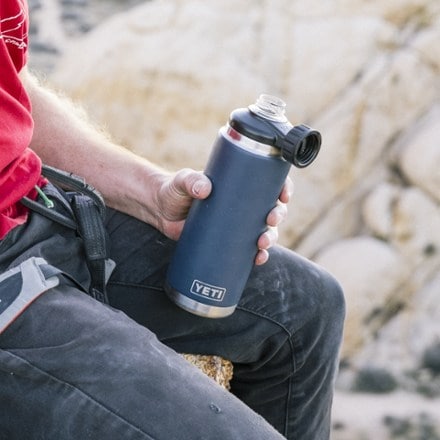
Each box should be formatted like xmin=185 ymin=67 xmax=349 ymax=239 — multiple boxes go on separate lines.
xmin=332 ymin=391 xmax=440 ymax=440
xmin=363 ymin=183 xmax=440 ymax=267
xmin=353 ymin=367 xmax=398 ymax=394
xmin=351 ymin=274 xmax=440 ymax=382
xmin=362 ymin=183 xmax=401 ymax=240
xmin=397 ymin=105 xmax=440 ymax=204
xmin=390 ymin=187 xmax=440 ymax=265
xmin=335 ymin=0 xmax=438 ymax=25
xmin=410 ymin=15 xmax=440 ymax=69
xmin=314 ymin=236 xmax=408 ymax=357
xmin=181 ymin=354 xmax=233 ymax=390
xmin=383 ymin=413 xmax=440 ymax=440
xmin=422 ymin=342 xmax=440 ymax=375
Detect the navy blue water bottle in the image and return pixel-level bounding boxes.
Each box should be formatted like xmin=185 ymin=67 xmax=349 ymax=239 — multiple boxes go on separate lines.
xmin=165 ymin=94 xmax=321 ymax=318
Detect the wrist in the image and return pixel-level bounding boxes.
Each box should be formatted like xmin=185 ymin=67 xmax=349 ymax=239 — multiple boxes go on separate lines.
xmin=103 ymin=155 xmax=171 ymax=227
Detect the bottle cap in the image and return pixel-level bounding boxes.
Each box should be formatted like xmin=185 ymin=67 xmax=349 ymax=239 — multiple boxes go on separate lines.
xmin=282 ymin=125 xmax=321 ymax=168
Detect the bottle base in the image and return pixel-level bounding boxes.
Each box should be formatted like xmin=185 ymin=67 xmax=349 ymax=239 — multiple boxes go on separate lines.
xmin=164 ymin=283 xmax=236 ymax=318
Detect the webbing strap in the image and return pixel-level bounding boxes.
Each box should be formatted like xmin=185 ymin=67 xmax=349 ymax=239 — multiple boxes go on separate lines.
xmin=71 ymin=194 xmax=109 ymax=304
xmin=20 ymin=166 xmax=111 ymax=304
xmin=20 ymin=196 xmax=77 ymax=230
xmin=42 ymin=165 xmax=106 ymax=218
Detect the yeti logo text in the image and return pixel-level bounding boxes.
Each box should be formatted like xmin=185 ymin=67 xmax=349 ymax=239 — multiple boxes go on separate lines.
xmin=190 ymin=280 xmax=226 ymax=302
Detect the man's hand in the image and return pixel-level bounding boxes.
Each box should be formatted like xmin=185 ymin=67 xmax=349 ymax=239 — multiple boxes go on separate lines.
xmin=154 ymin=169 xmax=212 ymax=242
xmin=256 ymin=175 xmax=293 ymax=265
xmin=155 ymin=169 xmax=293 ymax=265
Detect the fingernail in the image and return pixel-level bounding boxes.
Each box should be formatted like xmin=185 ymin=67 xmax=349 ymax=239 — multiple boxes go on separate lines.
xmin=192 ymin=181 xmax=205 ymax=196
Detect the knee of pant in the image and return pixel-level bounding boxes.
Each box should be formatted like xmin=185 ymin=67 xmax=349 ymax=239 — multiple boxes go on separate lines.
xmin=287 ymin=264 xmax=344 ymax=347
xmin=309 ymin=268 xmax=345 ymax=355
xmin=321 ymin=269 xmax=345 ymax=328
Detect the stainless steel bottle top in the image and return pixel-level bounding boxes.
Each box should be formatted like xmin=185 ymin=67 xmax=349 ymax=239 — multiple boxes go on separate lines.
xmin=222 ymin=125 xmax=283 ymax=158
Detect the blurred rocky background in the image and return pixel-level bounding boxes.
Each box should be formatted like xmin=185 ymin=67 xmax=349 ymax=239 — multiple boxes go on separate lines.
xmin=28 ymin=0 xmax=440 ymax=438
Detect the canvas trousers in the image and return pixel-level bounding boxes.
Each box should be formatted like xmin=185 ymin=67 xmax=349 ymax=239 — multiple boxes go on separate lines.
xmin=0 ymin=183 xmax=345 ymax=439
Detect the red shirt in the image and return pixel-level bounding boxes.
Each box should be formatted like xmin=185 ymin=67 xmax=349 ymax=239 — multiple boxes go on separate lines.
xmin=0 ymin=0 xmax=44 ymax=239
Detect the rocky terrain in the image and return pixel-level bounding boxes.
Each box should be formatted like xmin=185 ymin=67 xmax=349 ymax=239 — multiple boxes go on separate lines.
xmin=28 ymin=0 xmax=440 ymax=438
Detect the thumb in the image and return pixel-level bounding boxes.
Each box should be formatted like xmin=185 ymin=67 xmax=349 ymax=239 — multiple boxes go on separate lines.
xmin=172 ymin=169 xmax=211 ymax=200
xmin=190 ymin=174 xmax=212 ymax=199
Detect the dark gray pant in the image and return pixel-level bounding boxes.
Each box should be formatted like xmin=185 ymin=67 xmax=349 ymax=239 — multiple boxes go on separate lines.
xmin=0 ymin=186 xmax=345 ymax=439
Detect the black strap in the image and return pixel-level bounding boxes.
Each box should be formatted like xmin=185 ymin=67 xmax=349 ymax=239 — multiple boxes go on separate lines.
xmin=42 ymin=166 xmax=110 ymax=304
xmin=20 ymin=166 xmax=110 ymax=304
xmin=42 ymin=165 xmax=106 ymax=218
xmin=71 ymin=194 xmax=109 ymax=304
xmin=20 ymin=196 xmax=77 ymax=230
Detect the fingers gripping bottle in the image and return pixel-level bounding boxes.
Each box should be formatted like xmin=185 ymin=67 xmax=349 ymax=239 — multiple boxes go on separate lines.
xmin=165 ymin=94 xmax=321 ymax=318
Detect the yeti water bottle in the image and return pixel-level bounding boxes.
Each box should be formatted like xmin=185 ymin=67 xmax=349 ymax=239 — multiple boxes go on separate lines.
xmin=165 ymin=94 xmax=321 ymax=318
